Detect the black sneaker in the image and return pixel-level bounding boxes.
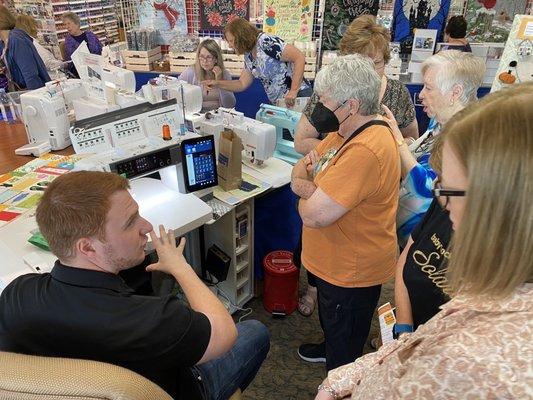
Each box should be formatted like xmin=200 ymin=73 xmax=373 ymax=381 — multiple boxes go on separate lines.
xmin=298 ymin=341 xmax=326 ymax=363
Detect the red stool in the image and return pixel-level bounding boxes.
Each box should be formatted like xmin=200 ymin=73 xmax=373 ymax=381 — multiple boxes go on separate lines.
xmin=263 ymin=251 xmax=299 ymax=316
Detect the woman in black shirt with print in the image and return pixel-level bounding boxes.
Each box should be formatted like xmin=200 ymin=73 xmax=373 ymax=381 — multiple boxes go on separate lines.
xmin=394 ymin=136 xmax=452 ymax=336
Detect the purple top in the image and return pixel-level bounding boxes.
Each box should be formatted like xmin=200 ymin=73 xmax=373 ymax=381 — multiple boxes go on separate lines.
xmin=64 ymin=31 xmax=103 ymax=62
xmin=178 ymin=66 xmax=236 ymax=111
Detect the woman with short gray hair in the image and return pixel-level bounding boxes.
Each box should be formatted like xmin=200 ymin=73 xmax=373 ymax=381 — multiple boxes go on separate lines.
xmin=384 ymin=50 xmax=484 ymax=346
xmin=390 ymin=49 xmax=485 ymax=247
xmin=291 ymin=54 xmax=400 ymax=371
xmin=62 ymin=11 xmax=102 ymax=77
xmin=313 ymin=55 xmax=382 ymax=117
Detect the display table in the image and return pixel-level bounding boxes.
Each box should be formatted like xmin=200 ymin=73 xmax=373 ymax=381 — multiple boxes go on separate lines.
xmin=0 ymin=121 xmax=297 ymax=307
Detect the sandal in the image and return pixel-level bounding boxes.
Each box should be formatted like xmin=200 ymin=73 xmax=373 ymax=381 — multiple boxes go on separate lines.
xmin=298 ymin=287 xmax=317 ymax=317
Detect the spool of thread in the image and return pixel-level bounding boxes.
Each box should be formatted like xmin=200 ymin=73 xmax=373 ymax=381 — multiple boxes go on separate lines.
xmin=162 ymin=124 xmax=172 ymax=141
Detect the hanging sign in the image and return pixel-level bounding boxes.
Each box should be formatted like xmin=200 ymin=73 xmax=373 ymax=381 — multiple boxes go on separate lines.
xmin=263 ymin=0 xmax=316 ymax=42
xmin=321 ymin=0 xmax=379 ymax=50
xmin=139 ymin=0 xmax=188 ymax=44
xmin=392 ymin=0 xmax=451 ymax=51
xmin=464 ymin=0 xmax=528 ymax=43
xmin=199 ymin=0 xmax=250 ymax=31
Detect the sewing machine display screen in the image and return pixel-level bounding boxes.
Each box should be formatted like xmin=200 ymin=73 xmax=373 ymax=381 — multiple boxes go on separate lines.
xmin=181 ymin=135 xmax=218 ymax=193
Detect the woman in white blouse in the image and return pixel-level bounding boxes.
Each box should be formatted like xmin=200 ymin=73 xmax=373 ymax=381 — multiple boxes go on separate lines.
xmin=15 ymin=15 xmax=65 ymax=78
xmin=315 ymin=82 xmax=533 ymax=400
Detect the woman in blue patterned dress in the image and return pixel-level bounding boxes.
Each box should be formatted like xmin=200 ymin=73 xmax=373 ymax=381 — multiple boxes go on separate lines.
xmin=202 ymin=18 xmax=310 ymax=108
xmin=385 ymin=50 xmax=485 ymax=248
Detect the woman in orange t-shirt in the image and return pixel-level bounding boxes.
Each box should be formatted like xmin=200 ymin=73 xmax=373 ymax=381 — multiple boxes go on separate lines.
xmin=291 ymin=54 xmax=400 ymax=371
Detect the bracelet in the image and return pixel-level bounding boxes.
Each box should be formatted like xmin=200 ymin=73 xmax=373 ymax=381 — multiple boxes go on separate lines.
xmin=317 ymin=383 xmax=340 ymax=399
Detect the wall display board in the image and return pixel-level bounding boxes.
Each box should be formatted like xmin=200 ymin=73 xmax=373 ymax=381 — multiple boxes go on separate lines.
xmin=465 ymin=0 xmax=529 ymax=43
xmin=199 ymin=0 xmax=250 ymax=30
xmin=139 ymin=0 xmax=188 ymax=44
xmin=392 ymin=0 xmax=451 ymax=53
xmin=262 ymin=0 xmax=316 ymax=42
xmin=321 ymin=0 xmax=380 ymax=50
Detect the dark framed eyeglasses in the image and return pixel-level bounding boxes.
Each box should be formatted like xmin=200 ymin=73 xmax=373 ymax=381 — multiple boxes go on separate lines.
xmin=432 ymin=179 xmax=466 ymax=208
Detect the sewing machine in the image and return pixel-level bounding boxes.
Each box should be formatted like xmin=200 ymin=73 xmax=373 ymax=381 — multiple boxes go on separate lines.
xmin=73 ymin=131 xmax=217 ymax=236
xmin=18 ymin=63 xmax=140 ymax=154
xmin=142 ymin=74 xmax=203 ymax=115
xmin=19 ymin=79 xmax=86 ymax=151
xmin=72 ymin=65 xmax=140 ymax=120
xmin=102 ymin=64 xmax=136 ymax=93
xmin=255 ymin=104 xmax=303 ymax=165
xmin=195 ymin=107 xmax=276 ymax=166
xmin=69 ymin=99 xmax=187 ymax=154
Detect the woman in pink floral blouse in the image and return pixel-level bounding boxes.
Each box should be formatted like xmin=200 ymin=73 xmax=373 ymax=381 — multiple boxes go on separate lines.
xmin=315 ymin=82 xmax=533 ymax=399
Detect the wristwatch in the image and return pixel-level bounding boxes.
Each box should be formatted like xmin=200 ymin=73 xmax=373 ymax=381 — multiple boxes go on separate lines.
xmin=393 ymin=323 xmax=413 ymax=339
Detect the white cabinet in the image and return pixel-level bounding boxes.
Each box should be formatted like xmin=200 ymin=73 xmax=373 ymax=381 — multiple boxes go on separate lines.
xmin=203 ymin=200 xmax=254 ymax=313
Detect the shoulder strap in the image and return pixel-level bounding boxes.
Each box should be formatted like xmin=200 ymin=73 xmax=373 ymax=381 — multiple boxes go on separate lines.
xmin=337 ymin=120 xmax=390 ymax=153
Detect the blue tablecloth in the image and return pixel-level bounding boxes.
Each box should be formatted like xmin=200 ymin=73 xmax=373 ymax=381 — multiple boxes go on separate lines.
xmin=253 ymin=184 xmax=302 ymax=280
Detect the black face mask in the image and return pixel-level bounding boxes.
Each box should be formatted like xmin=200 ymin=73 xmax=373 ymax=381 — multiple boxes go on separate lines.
xmin=310 ymin=100 xmax=348 ymax=134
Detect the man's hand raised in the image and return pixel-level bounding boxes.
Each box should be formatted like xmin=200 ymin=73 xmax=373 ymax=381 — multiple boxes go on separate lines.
xmin=146 ymin=225 xmax=190 ymax=276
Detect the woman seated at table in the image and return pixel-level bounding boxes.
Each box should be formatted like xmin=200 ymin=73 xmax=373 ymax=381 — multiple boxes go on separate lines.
xmin=62 ymin=11 xmax=102 ymax=77
xmin=315 ymin=82 xmax=533 ymax=400
xmin=178 ymin=39 xmax=235 ymax=112
xmin=203 ymin=17 xmax=310 ymax=108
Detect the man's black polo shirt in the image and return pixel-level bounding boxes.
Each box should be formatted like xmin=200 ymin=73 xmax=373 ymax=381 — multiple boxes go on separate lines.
xmin=0 ymin=261 xmax=211 ymax=399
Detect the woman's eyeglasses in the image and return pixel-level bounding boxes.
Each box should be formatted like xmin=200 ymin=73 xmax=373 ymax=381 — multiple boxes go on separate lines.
xmin=199 ymin=54 xmax=215 ymax=61
xmin=432 ymin=179 xmax=466 ymax=208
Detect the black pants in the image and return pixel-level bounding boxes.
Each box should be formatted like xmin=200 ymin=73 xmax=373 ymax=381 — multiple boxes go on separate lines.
xmin=315 ymin=275 xmax=381 ymax=371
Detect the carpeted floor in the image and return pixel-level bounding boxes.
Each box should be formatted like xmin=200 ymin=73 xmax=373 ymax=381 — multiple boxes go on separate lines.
xmin=234 ymin=270 xmax=395 ymax=400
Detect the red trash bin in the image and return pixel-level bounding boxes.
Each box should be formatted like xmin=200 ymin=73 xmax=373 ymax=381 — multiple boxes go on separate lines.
xmin=263 ymin=250 xmax=299 ymax=316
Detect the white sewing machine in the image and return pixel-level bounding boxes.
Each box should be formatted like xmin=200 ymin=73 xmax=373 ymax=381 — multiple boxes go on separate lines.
xmin=102 ymin=64 xmax=136 ymax=93
xmin=196 ymin=107 xmax=276 ymax=165
xmin=17 ymin=62 xmax=140 ymax=155
xmin=72 ymin=65 xmax=140 ymax=120
xmin=19 ymin=79 xmax=86 ymax=151
xmin=142 ymin=74 xmax=203 ymax=114
xmin=73 ymin=132 xmax=217 ymax=240
xmin=69 ymin=98 xmax=187 ymax=154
